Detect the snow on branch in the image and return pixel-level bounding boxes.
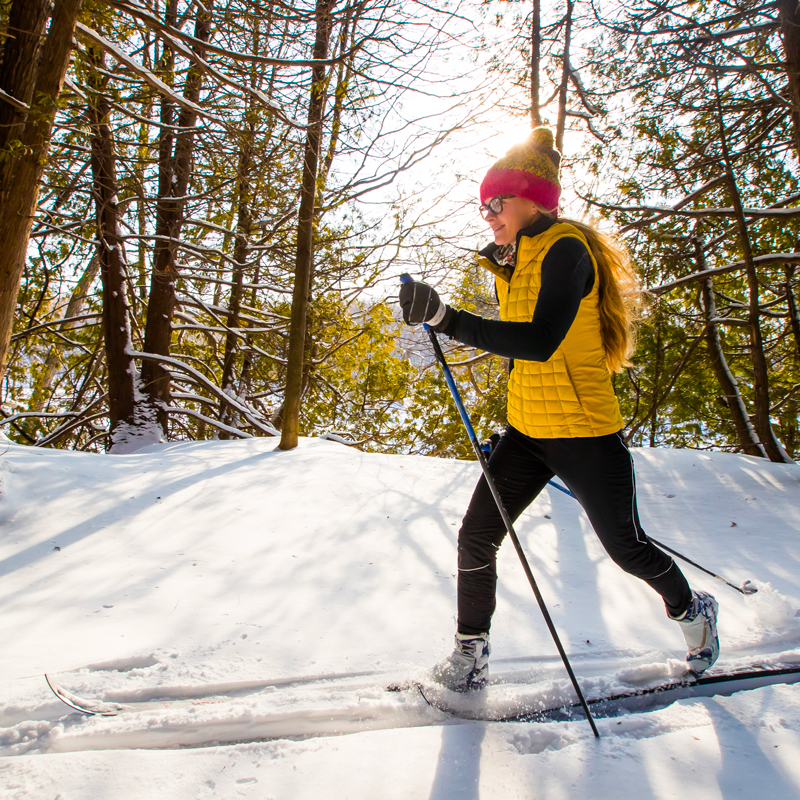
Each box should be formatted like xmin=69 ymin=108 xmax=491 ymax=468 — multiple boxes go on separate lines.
xmin=141 ymin=27 xmax=306 ymax=130
xmin=75 ymin=23 xmax=227 ymax=128
xmin=36 ymin=410 xmax=110 ymax=448
xmin=580 ymin=183 xmax=800 ymax=233
xmin=567 ymin=67 xmax=602 ymax=116
xmin=446 ymin=351 xmax=495 ymax=368
xmin=175 ymin=300 xmax=285 ymax=351
xmin=106 ymin=0 xmax=366 ymax=69
xmin=708 ymin=316 xmax=750 ymax=326
xmin=164 ymin=406 xmax=253 ymax=439
xmin=0 ymin=88 xmax=30 ymax=113
xmin=0 ymin=411 xmax=79 ymax=427
xmin=648 ymin=253 xmax=800 ymax=296
xmin=10 ymin=313 xmax=102 ymax=341
xmin=185 ymin=217 xmax=240 ymax=237
xmin=127 ymin=348 xmax=279 ymax=437
xmin=612 ymin=201 xmax=800 ymax=221
xmin=319 ymin=432 xmax=370 ymax=447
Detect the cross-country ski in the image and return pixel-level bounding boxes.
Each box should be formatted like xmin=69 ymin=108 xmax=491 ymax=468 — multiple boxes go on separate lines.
xmin=45 ymin=658 xmax=800 ymax=729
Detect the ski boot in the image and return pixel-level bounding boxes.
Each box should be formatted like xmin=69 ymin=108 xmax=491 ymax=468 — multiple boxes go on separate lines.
xmin=429 ymin=632 xmax=490 ymax=692
xmin=671 ymin=590 xmax=719 ymax=674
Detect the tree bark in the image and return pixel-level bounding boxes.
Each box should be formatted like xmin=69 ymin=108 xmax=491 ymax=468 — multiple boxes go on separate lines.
xmin=531 ymin=0 xmax=542 ymax=128
xmin=0 ymin=0 xmax=84 ymax=385
xmin=649 ymin=313 xmax=663 ymax=448
xmin=555 ymin=0 xmax=574 ymax=152
xmin=219 ymin=130 xmax=254 ymax=435
xmin=141 ymin=0 xmax=213 ymax=434
xmin=279 ymin=0 xmax=336 ymax=450
xmin=694 ymin=236 xmax=766 ymax=457
xmin=777 ymin=0 xmax=800 ymax=162
xmin=0 ymin=1 xmax=50 ymax=145
xmin=787 ymin=263 xmax=800 ymax=362
xmin=87 ymin=45 xmax=138 ymax=441
xmin=318 ymin=5 xmax=353 ymax=194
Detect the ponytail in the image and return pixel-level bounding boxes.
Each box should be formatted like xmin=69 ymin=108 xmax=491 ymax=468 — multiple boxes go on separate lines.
xmin=533 ymin=205 xmax=642 ymax=372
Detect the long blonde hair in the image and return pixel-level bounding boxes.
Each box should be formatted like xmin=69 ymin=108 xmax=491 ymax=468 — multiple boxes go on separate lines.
xmin=534 ymin=205 xmax=643 ymax=372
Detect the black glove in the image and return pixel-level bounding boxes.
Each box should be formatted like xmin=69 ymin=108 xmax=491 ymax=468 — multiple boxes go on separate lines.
xmin=399 ymin=280 xmax=455 ymax=333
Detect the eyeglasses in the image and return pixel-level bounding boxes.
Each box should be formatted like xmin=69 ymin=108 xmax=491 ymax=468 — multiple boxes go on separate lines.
xmin=479 ymin=195 xmax=515 ymax=219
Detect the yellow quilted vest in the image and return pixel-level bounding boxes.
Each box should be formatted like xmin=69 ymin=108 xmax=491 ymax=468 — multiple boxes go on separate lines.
xmin=477 ymin=222 xmax=623 ymax=439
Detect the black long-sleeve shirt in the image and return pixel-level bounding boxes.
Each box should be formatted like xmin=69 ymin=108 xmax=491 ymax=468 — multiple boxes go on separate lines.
xmin=444 ymin=217 xmax=594 ymax=361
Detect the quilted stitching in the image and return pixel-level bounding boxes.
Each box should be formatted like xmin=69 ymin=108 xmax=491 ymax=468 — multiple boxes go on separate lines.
xmin=491 ymin=223 xmax=623 ymax=438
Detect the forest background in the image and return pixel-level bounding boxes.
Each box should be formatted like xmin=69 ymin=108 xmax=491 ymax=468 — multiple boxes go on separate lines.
xmin=0 ymin=0 xmax=798 ymax=463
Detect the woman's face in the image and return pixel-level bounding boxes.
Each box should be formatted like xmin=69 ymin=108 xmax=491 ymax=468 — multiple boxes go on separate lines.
xmin=483 ymin=196 xmax=540 ymax=246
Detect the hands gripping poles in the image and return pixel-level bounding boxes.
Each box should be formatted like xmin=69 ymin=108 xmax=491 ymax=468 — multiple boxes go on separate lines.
xmin=400 ymin=275 xmax=599 ymax=738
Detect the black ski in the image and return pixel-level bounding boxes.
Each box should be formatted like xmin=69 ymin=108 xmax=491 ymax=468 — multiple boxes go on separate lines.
xmin=46 ymin=661 xmax=800 ymax=722
xmin=392 ymin=662 xmax=800 ymax=722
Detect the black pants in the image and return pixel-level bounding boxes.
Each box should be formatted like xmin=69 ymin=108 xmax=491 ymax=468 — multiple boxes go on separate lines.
xmin=457 ymin=426 xmax=693 ymax=635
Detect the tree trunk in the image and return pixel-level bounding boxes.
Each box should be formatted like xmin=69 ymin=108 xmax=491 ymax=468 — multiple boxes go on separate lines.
xmin=0 ymin=0 xmax=83 ymax=385
xmin=87 ymin=45 xmax=138 ymax=444
xmin=531 ymin=0 xmax=542 ymax=128
xmin=711 ymin=66 xmax=793 ymax=463
xmin=278 ymin=0 xmax=336 ymax=450
xmin=318 ymin=6 xmax=353 ymax=194
xmin=730 ymin=190 xmax=791 ymax=462
xmin=649 ymin=313 xmax=663 ymax=448
xmin=694 ymin=236 xmax=765 ymax=457
xmin=786 ymin=264 xmax=800 ymax=361
xmin=555 ymin=0 xmax=574 ymax=152
xmin=777 ymin=0 xmax=800 ymax=162
xmin=219 ymin=133 xmax=254 ymax=435
xmin=141 ymin=0 xmax=213 ymax=434
xmin=0 ymin=1 xmax=50 ymax=147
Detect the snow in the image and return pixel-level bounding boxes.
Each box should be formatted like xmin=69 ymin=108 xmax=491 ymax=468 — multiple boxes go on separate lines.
xmin=0 ymin=436 xmax=799 ymax=798
xmin=107 ymin=371 xmax=162 ymax=455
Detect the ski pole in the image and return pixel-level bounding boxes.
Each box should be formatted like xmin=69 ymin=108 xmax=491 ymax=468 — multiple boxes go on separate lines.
xmin=400 ymin=274 xmax=600 ymax=739
xmin=547 ymin=480 xmax=758 ymax=595
xmin=649 ymin=537 xmax=757 ymax=595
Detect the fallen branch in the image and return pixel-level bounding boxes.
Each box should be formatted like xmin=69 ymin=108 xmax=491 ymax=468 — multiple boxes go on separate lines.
xmin=127 ymin=349 xmax=279 ymax=436
xmin=163 ymin=406 xmax=253 ymax=439
xmin=0 ymin=411 xmax=79 ymax=427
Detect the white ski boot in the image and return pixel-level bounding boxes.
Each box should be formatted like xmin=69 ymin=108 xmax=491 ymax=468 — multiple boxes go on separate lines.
xmin=429 ymin=632 xmax=490 ymax=692
xmin=672 ymin=590 xmax=719 ymax=674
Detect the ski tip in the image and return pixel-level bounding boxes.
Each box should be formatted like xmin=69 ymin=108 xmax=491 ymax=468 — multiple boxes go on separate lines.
xmin=45 ymin=673 xmax=127 ymax=716
xmin=740 ymin=580 xmax=758 ymax=595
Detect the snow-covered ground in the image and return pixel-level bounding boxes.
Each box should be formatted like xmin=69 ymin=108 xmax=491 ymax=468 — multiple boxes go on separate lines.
xmin=1 ymin=435 xmax=799 ymax=798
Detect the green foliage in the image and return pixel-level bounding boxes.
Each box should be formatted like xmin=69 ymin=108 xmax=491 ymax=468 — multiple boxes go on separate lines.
xmin=578 ymin=0 xmax=800 ymax=459
xmin=4 ymin=0 xmax=798 ymax=463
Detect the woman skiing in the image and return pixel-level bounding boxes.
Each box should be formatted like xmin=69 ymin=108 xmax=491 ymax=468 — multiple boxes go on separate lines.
xmin=399 ymin=127 xmax=719 ymax=692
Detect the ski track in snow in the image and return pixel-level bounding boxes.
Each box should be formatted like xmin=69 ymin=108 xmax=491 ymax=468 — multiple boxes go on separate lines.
xmin=1 ymin=437 xmax=799 ymax=798
xmin=3 ymin=646 xmax=800 ymax=756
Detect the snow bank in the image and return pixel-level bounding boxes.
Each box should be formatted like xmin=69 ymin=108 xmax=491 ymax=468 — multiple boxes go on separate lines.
xmin=0 ymin=437 xmax=798 ymax=798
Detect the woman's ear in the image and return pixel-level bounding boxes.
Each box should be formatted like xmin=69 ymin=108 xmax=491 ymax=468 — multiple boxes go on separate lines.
xmin=525 ymin=201 xmax=541 ymax=223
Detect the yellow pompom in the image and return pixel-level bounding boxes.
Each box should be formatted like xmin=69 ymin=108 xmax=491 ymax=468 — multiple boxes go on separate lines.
xmin=529 ymin=126 xmax=555 ymax=150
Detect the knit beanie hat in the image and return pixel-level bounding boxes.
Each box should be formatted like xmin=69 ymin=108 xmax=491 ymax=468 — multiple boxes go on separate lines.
xmin=479 ymin=127 xmax=561 ymax=213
